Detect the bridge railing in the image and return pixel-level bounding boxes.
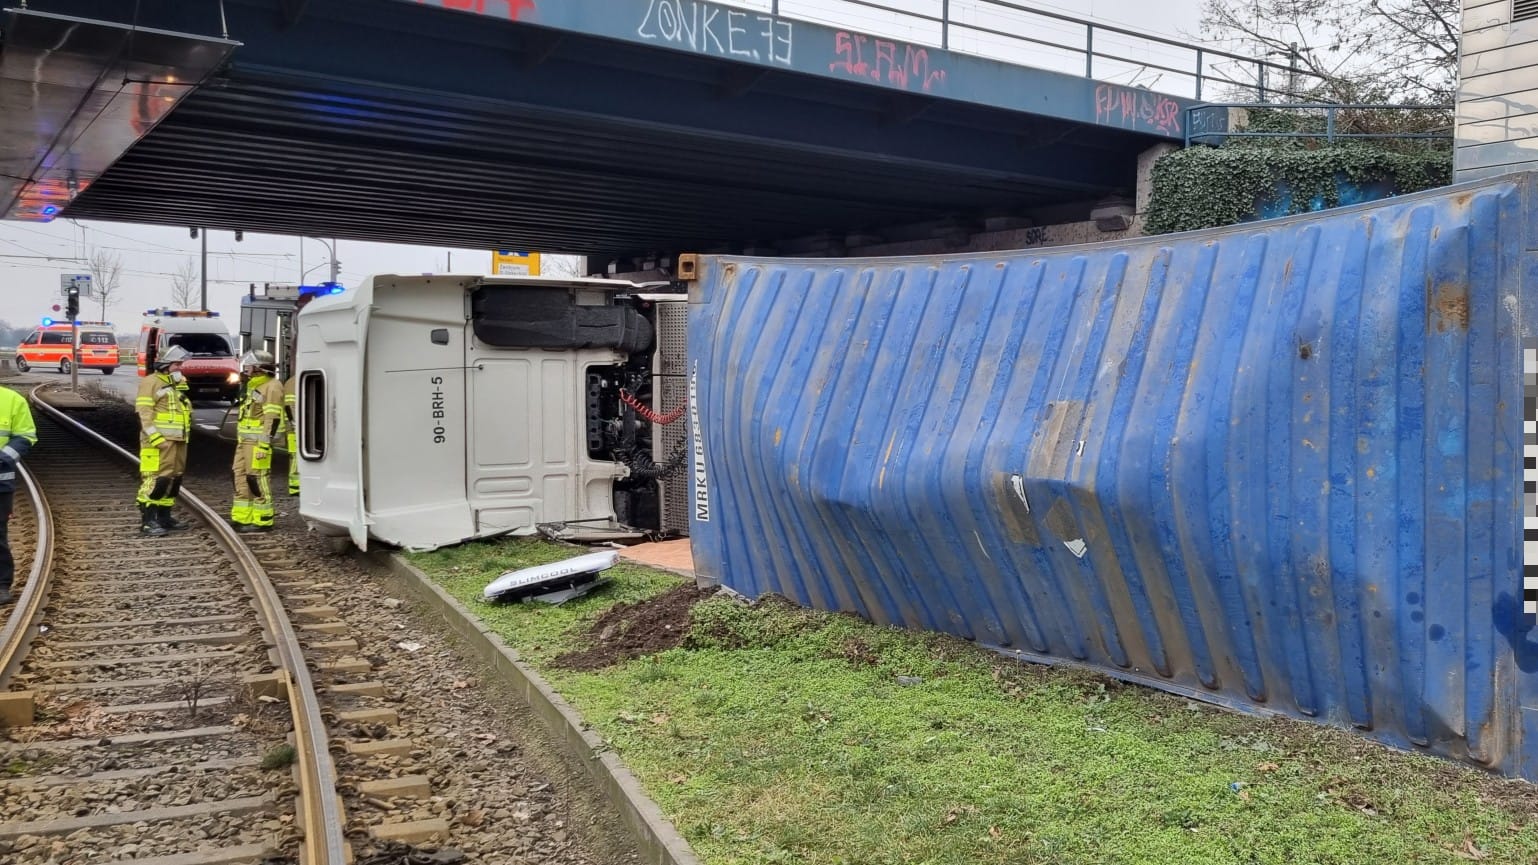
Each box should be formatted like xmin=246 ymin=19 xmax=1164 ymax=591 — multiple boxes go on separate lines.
xmin=1184 ymin=103 xmax=1455 ymax=147
xmin=739 ymin=0 xmax=1311 ymax=101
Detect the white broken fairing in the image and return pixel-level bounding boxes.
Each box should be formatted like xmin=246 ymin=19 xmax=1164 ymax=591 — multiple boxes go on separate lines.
xmin=482 ymin=550 xmax=620 ymax=603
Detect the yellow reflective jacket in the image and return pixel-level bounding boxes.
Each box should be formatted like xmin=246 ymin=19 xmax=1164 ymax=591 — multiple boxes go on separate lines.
xmin=236 ymin=375 xmax=286 ymax=444
xmin=136 ymin=372 xmax=191 ymax=443
xmin=0 ymin=385 xmax=38 ymax=492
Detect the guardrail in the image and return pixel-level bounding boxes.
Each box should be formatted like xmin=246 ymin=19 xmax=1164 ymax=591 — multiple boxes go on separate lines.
xmin=1184 ymin=103 xmax=1455 ymax=147
xmin=746 ymin=0 xmax=1309 ymax=100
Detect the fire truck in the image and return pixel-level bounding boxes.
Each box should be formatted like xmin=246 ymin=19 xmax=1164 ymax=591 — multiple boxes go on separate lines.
xmin=238 ymin=282 xmax=344 ymax=380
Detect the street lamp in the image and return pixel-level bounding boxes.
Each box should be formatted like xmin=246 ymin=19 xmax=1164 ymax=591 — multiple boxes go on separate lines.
xmin=299 ymin=237 xmax=339 ymax=284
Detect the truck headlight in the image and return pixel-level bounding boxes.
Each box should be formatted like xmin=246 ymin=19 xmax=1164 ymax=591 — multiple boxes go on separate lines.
xmin=226 ymin=372 xmax=241 ymax=384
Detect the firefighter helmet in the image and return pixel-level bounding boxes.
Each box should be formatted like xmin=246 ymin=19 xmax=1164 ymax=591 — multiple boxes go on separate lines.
xmin=240 ymin=350 xmax=275 ymax=372
xmin=155 ymin=345 xmax=190 ymax=368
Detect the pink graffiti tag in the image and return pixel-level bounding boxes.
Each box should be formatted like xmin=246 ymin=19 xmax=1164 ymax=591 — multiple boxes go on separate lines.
xmin=830 ymin=31 xmax=947 ymax=93
xmin=1094 ymin=83 xmax=1181 ymax=136
xmin=420 ymin=0 xmax=536 ymax=20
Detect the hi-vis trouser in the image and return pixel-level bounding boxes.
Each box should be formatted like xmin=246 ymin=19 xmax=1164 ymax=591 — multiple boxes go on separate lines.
xmin=231 ymin=441 xmax=274 ymax=527
xmin=137 ymin=441 xmax=187 ymax=507
xmin=287 ymin=431 xmax=299 ymax=495
xmin=284 ymin=379 xmax=299 ymax=496
xmin=136 ymin=377 xmax=190 ymax=509
xmin=232 ymin=375 xmax=285 ymax=528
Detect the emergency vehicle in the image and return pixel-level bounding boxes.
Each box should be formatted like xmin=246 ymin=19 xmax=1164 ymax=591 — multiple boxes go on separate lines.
xmin=137 ymin=308 xmax=242 ymax=402
xmin=238 ymin=282 xmax=344 ymax=380
xmin=14 ymin=320 xmax=121 ymax=374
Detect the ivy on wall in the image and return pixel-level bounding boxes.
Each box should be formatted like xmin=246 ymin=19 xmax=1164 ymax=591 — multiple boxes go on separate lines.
xmin=1143 ymin=142 xmax=1452 ymax=235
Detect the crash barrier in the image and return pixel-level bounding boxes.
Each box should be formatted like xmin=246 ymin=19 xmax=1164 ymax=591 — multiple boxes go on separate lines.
xmin=687 ymin=172 xmax=1538 ymax=780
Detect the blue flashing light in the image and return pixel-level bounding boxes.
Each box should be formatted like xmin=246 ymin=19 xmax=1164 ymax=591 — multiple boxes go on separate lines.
xmin=299 ymin=281 xmax=346 ymax=297
xmin=40 ymin=205 xmax=58 ymax=217
xmin=41 ymin=317 xmax=53 ymax=327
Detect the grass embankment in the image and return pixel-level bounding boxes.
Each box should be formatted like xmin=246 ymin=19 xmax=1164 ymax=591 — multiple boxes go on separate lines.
xmin=409 ymin=539 xmax=1538 ymax=865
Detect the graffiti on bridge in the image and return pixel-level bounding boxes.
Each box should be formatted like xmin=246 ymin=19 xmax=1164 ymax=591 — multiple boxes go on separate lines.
xmin=1094 ymin=84 xmax=1181 ymax=136
xmin=416 ymin=0 xmax=536 ymax=20
xmin=829 ymin=31 xmax=947 ymax=93
xmin=1185 ymin=105 xmax=1231 ymax=141
xmin=637 ymin=0 xmax=794 ymax=66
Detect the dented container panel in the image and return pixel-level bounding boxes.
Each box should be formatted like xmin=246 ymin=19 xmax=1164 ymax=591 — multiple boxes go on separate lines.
xmin=687 ymin=174 xmax=1538 ymax=780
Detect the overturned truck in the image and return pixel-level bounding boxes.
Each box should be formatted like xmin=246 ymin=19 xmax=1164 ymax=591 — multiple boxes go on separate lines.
xmin=295 ymin=275 xmax=689 ymax=551
xmin=685 ymin=173 xmax=1538 ymax=781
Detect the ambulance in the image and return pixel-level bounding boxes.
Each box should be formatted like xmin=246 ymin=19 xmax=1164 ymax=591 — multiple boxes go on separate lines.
xmin=137 ymin=308 xmax=242 ymax=402
xmin=14 ymin=320 xmax=121 ymax=374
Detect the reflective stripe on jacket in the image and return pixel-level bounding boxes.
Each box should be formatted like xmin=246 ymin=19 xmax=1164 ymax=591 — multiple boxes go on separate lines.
xmin=136 ymin=372 xmax=191 ymax=442
xmin=237 ymin=375 xmax=287 ymax=444
xmin=0 ymin=386 xmax=38 ymax=491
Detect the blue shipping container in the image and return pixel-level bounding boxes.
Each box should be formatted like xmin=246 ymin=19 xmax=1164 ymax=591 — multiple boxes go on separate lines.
xmin=686 ymin=173 xmax=1538 ymax=780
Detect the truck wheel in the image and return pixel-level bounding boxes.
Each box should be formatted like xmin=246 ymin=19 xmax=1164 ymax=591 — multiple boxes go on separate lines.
xmin=101 ymin=366 xmax=115 ymax=375
xmin=13 ymin=357 xmax=28 ymax=373
xmin=59 ymin=358 xmax=72 ymax=374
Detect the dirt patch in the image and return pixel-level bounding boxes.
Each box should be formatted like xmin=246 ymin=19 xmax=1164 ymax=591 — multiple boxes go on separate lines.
xmin=553 ymin=584 xmax=715 ymax=671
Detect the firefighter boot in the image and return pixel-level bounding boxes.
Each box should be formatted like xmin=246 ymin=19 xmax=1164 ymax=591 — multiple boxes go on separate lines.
xmin=140 ymin=504 xmax=168 ymax=537
xmin=157 ymin=504 xmax=186 ymax=532
xmin=160 ymin=479 xmax=187 ymax=530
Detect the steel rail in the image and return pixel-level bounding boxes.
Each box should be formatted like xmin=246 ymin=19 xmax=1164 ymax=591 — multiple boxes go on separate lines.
xmin=27 ymin=386 xmax=348 ymax=865
xmin=0 ymin=458 xmax=55 ymax=688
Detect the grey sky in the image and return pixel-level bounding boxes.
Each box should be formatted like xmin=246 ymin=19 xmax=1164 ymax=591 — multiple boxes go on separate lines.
xmin=0 ymin=0 xmax=1202 ymax=336
xmin=0 ymin=222 xmax=499 ymax=334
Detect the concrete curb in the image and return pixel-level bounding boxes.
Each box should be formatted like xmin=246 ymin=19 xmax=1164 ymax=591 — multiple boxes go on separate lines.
xmin=374 ymin=552 xmax=702 ymax=865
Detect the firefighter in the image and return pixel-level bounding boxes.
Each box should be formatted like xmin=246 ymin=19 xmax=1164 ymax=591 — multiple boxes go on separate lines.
xmin=283 ymin=374 xmax=299 ymax=496
xmin=231 ymin=350 xmax=285 ymax=532
xmin=135 ymin=345 xmax=191 ymax=537
xmin=0 ymin=384 xmax=38 ymax=604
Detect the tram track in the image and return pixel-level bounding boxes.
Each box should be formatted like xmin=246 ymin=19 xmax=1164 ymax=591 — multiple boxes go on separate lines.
xmin=0 ymin=387 xmax=347 ymax=864
xmin=3 ymin=378 xmax=646 ymax=865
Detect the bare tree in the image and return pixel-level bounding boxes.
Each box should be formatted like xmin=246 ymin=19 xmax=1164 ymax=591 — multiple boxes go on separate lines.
xmin=1200 ymin=0 xmax=1457 ymax=105
xmin=541 ymin=255 xmax=586 ymax=278
xmin=86 ymin=249 xmax=124 ymax=321
xmin=169 ymin=258 xmax=198 ymax=309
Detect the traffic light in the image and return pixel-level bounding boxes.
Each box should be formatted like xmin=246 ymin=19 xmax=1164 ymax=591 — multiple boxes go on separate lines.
xmin=65 ymin=284 xmax=79 ymax=320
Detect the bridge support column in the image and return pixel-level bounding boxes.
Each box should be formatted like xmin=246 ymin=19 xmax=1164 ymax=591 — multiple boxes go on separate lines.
xmin=1136 ymin=142 xmax=1180 ymax=218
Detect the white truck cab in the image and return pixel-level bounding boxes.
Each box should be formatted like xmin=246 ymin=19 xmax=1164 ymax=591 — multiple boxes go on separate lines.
xmin=295 ymin=274 xmax=687 ymax=551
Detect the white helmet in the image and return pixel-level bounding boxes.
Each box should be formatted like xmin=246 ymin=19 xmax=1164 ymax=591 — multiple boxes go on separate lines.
xmin=155 ymin=345 xmax=190 ymax=368
xmin=240 ymin=350 xmax=275 ymax=372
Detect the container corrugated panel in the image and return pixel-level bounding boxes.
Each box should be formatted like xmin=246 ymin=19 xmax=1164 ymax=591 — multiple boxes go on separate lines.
xmin=687 ymin=173 xmax=1538 ymax=780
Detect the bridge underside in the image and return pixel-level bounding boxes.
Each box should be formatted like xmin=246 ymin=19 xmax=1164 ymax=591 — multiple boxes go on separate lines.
xmin=9 ymin=1 xmax=1169 ymax=259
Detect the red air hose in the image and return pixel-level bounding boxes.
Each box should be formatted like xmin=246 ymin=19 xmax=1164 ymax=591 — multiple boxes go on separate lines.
xmin=618 ymin=387 xmax=684 ymax=425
